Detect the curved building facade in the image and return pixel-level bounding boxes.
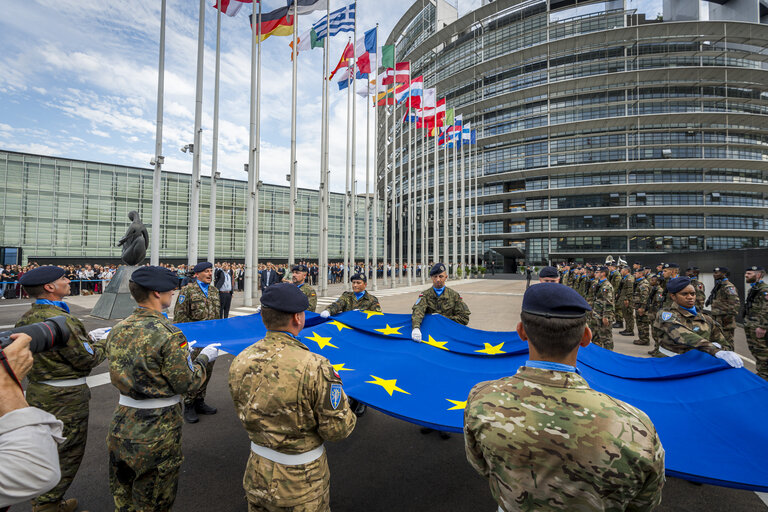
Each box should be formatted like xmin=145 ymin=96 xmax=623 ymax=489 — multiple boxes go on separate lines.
xmin=379 ymin=0 xmax=768 ymax=268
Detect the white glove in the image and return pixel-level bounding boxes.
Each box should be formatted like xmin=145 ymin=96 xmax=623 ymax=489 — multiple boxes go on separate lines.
xmin=187 ymin=340 xmax=197 ymax=353
xmin=320 ymin=310 xmax=330 ymax=319
xmin=712 ymin=342 xmax=722 ymax=349
xmin=715 ymin=351 xmax=744 ymax=368
xmin=199 ymin=343 xmax=222 ymax=363
xmin=88 ymin=327 xmax=111 ymax=342
xmin=411 ymin=328 xmax=422 ymax=343
xmin=255 ymin=306 xmax=261 ymax=314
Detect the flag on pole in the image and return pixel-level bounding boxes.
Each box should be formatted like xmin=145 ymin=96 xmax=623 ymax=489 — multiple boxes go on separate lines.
xmin=407 ymin=75 xmax=424 ymax=108
xmin=313 ymin=3 xmax=355 ymax=40
xmin=381 ymin=44 xmax=395 ymax=68
xmin=376 ymin=83 xmax=407 ymax=106
xmin=445 ymin=107 xmax=454 ymax=127
xmin=381 ymin=62 xmax=410 ymax=85
xmin=290 ymin=26 xmax=323 ymax=58
xmin=357 ymin=80 xmax=377 ymax=98
xmin=329 ymin=41 xmax=354 ymax=80
xmin=213 ymin=0 xmax=252 ymax=16
xmin=355 ymin=28 xmax=377 ymax=74
xmin=250 ymin=7 xmax=294 ymax=41
xmin=422 ymin=88 xmax=436 ymax=109
xmin=436 ymin=98 xmax=446 ymax=126
xmin=287 ymin=0 xmax=328 ymax=14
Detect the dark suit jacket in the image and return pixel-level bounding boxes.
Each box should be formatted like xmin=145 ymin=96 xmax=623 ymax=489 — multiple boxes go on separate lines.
xmin=214 ymin=268 xmax=232 ymax=290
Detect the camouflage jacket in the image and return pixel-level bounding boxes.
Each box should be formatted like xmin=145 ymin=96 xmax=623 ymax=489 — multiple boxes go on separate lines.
xmin=173 ymin=281 xmax=221 ymax=323
xmin=609 ymin=271 xmax=621 ymax=297
xmin=16 ymin=303 xmax=106 ymax=382
xmin=691 ymin=278 xmax=706 ymax=310
xmin=411 ymin=286 xmax=471 ymax=329
xmin=465 ymin=366 xmax=665 ymax=512
xmin=229 ymin=331 xmax=356 ymax=507
xmin=633 ymin=277 xmax=652 ymax=313
xmin=707 ymin=278 xmax=740 ymax=318
xmin=591 ymin=279 xmax=615 ymax=321
xmin=653 ymin=303 xmax=726 ymax=355
xmin=106 ymin=307 xmax=208 ymax=440
xmin=561 ymin=271 xmax=572 ymax=288
xmin=744 ymin=281 xmax=768 ymax=326
xmin=648 ymin=285 xmax=665 ymax=315
xmin=575 ymin=276 xmax=587 ymax=297
xmin=618 ymin=275 xmax=634 ymax=304
xmin=297 ymin=283 xmax=317 ymax=312
xmin=586 ymin=279 xmax=599 ymax=307
xmin=325 ymin=290 xmax=381 ymax=316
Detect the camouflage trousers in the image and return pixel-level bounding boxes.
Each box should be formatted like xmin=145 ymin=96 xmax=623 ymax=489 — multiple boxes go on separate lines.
xmin=636 ymin=315 xmax=651 ymax=343
xmin=614 ymin=302 xmax=623 ymax=325
xmin=26 ymin=382 xmax=90 ymax=506
xmin=107 ymin=428 xmax=183 ymax=512
xmin=590 ymin=316 xmax=614 ymax=350
xmin=713 ymin=315 xmax=736 ymax=351
xmin=185 ymin=346 xmax=215 ymax=406
xmin=247 ymin=493 xmax=330 ymax=512
xmin=621 ymin=303 xmax=634 ymax=332
xmin=744 ymin=322 xmax=768 ymax=381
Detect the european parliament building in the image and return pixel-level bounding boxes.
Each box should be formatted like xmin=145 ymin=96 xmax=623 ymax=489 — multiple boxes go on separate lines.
xmin=0 ymin=149 xmax=383 ymax=264
xmin=381 ymin=0 xmax=768 ymax=269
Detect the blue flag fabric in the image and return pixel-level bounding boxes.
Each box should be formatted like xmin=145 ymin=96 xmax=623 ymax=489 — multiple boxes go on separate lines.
xmin=175 ymin=312 xmax=768 ymax=492
xmin=313 ymin=3 xmax=354 ymax=40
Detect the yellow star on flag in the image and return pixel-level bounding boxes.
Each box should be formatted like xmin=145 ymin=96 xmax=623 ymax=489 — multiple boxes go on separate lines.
xmin=365 ymin=375 xmax=411 ymax=396
xmin=374 ymin=324 xmax=402 ymax=336
xmin=327 ymin=320 xmax=351 ymax=331
xmin=305 ymin=332 xmax=338 ymax=350
xmin=475 ymin=342 xmax=506 ymax=355
xmin=332 ymin=363 xmax=354 ymax=372
xmin=423 ymin=335 xmax=449 ymax=351
xmin=362 ymin=310 xmax=384 ymax=319
xmin=446 ymin=399 xmax=467 ymax=411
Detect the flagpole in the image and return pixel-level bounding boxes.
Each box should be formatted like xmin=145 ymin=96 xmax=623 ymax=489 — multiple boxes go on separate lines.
xmin=406 ymin=63 xmax=413 ymax=286
xmin=474 ymin=138 xmax=479 ymax=268
xmin=322 ymin=3 xmax=331 ymax=295
xmin=244 ymin=0 xmax=257 ymax=307
xmin=150 ymin=0 xmax=165 ymax=266
xmin=188 ymin=0 xmax=205 ymax=267
xmin=251 ymin=0 xmax=262 ymax=302
xmin=382 ymin=81 xmax=388 ymax=289
xmin=390 ymin=51 xmax=397 ymax=289
xmin=319 ymin=1 xmax=329 ymax=297
xmin=344 ymin=38 xmax=352 ymax=292
xmin=364 ymin=70 xmax=371 ymax=287
xmin=460 ymin=131 xmax=466 ymax=278
xmin=288 ymin=8 xmax=299 ymax=266
xmin=397 ymin=75 xmax=404 ymax=286
xmin=442 ymin=127 xmax=448 ymax=270
xmin=350 ymin=2 xmax=357 ymax=288
xmin=420 ymin=106 xmax=426 ymax=284
xmin=452 ymin=123 xmax=458 ymax=279
xmin=432 ymin=115 xmax=438 ymax=264
xmin=208 ymin=3 xmax=222 ymax=265
xmin=372 ymin=24 xmax=379 ymax=291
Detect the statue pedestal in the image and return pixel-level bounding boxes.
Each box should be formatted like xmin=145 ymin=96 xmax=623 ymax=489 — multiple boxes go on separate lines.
xmin=91 ymin=265 xmax=139 ymax=319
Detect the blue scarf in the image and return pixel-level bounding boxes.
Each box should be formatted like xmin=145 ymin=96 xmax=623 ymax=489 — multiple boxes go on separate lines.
xmin=36 ymin=299 xmax=70 ymax=313
xmin=525 ymin=360 xmax=580 ymax=374
xmin=277 ymin=331 xmax=302 ymax=343
xmin=434 ymin=286 xmax=445 ymax=297
xmin=197 ymin=280 xmax=209 ymax=298
xmin=680 ymin=305 xmax=697 ymax=316
xmin=354 ymin=291 xmax=365 ymax=301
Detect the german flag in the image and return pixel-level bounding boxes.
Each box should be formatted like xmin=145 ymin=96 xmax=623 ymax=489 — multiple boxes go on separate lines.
xmin=249 ymin=7 xmax=294 ymax=42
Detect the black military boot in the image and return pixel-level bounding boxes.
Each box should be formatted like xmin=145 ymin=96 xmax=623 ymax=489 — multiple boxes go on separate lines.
xmin=184 ymin=403 xmax=199 ymax=423
xmin=612 ymin=322 xmax=623 ymax=329
xmin=194 ymin=399 xmax=217 ymax=415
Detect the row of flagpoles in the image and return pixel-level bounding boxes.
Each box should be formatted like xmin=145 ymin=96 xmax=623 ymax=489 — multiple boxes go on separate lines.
xmin=149 ymin=0 xmax=481 ymax=302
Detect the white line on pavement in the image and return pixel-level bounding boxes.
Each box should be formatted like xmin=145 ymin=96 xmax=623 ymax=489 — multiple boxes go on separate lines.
xmin=0 ymin=302 xmax=33 ymax=308
xmin=0 ymin=324 xmax=14 ymax=329
xmin=756 ymin=492 xmax=768 ymax=507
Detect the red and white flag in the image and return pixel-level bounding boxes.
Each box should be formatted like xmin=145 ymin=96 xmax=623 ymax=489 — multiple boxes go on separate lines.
xmin=213 ymin=0 xmax=252 ymax=17
xmin=381 ymin=62 xmax=410 ymax=85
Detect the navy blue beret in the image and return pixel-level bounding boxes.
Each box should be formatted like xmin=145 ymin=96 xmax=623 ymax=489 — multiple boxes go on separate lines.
xmin=292 ymin=264 xmax=308 ymax=273
xmin=747 ymin=266 xmax=765 ymax=272
xmin=430 ymin=263 xmax=447 ymax=276
xmin=522 ymin=283 xmax=591 ymax=319
xmin=130 ymin=266 xmax=179 ymax=292
xmin=350 ymin=273 xmax=367 ymax=282
xmin=596 ymin=266 xmax=609 ymax=273
xmin=663 ymin=263 xmax=679 ymax=269
xmin=538 ymin=266 xmax=559 ymax=278
xmin=713 ymin=266 xmax=729 ymax=273
xmin=667 ymin=276 xmax=692 ymax=294
xmin=260 ymin=282 xmax=308 ymax=313
xmin=19 ymin=266 xmax=66 ymax=287
xmin=192 ymin=262 xmax=213 ymax=273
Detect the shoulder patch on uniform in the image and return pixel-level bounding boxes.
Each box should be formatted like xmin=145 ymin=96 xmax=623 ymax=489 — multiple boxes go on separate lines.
xmin=82 ymin=341 xmax=94 ymax=355
xmin=329 ymin=383 xmax=342 ymax=409
xmin=661 ymin=312 xmax=673 ymax=322
xmin=187 ymin=354 xmax=195 ymax=372
xmin=415 ymin=297 xmax=421 ymax=305
xmin=178 ymin=295 xmax=185 ymax=304
xmin=727 ymin=288 xmax=737 ymax=295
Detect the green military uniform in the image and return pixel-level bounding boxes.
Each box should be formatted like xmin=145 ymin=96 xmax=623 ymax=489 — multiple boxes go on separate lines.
xmin=585 ymin=278 xmax=598 ymax=308
xmin=590 ymin=279 xmax=615 ymax=350
xmin=174 ymin=281 xmax=221 ymax=407
xmin=610 ymin=270 xmax=623 ymax=326
xmin=649 ymin=283 xmax=666 ymax=353
xmin=106 ymin=307 xmax=209 ymax=511
xmin=618 ymin=274 xmax=635 ymax=333
xmin=633 ymin=277 xmax=652 ymax=345
xmin=707 ymin=278 xmax=740 ymax=349
xmin=743 ymin=280 xmax=768 ymax=380
xmin=465 ymin=366 xmax=665 ymax=511
xmin=653 ymin=303 xmax=727 ymax=356
xmin=561 ymin=270 xmax=572 ymax=288
xmin=16 ymin=302 xmax=106 ymax=509
xmin=229 ymin=331 xmax=357 ymax=511
xmin=325 ymin=290 xmax=381 ymax=315
xmin=691 ymin=277 xmax=706 ymax=310
xmin=576 ymin=275 xmax=587 ymax=298
xmin=298 ymin=283 xmax=318 ymax=312
xmin=411 ymin=286 xmax=470 ymax=329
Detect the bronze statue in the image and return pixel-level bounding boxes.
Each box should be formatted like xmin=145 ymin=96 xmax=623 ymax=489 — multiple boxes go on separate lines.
xmin=118 ymin=211 xmax=148 ymax=265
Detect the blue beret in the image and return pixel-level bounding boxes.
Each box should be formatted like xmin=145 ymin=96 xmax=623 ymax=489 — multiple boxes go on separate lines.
xmin=596 ymin=266 xmax=609 ymax=273
xmin=291 ymin=264 xmax=308 ymax=273
xmin=19 ymin=266 xmax=66 ymax=287
xmin=192 ymin=262 xmax=213 ymax=273
xmin=522 ymin=283 xmax=591 ymax=319
xmin=747 ymin=265 xmax=765 ymax=272
xmin=260 ymin=282 xmax=308 ymax=313
xmin=130 ymin=266 xmax=179 ymax=292
xmin=350 ymin=273 xmax=367 ymax=282
xmin=538 ymin=266 xmax=559 ymax=278
xmin=713 ymin=266 xmax=729 ymax=273
xmin=663 ymin=263 xmax=679 ymax=269
xmin=430 ymin=263 xmax=447 ymax=276
xmin=667 ymin=276 xmax=692 ymax=294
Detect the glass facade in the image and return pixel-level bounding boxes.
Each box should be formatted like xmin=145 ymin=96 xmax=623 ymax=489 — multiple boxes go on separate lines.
xmin=380 ymin=0 xmax=768 ymax=264
xmin=0 ymin=150 xmax=383 ymax=262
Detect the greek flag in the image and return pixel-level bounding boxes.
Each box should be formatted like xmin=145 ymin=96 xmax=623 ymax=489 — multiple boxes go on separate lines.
xmin=313 ymin=3 xmax=355 ymax=40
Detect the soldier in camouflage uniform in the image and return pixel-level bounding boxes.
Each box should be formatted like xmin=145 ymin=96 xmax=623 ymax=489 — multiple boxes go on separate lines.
xmin=653 ymin=277 xmax=743 ymax=369
xmin=585 ymin=267 xmax=598 ymax=307
xmin=560 ymin=265 xmax=572 ymax=287
xmin=686 ymin=267 xmax=706 ymax=310
xmin=660 ymin=263 xmax=680 ymax=309
xmin=632 ymin=268 xmax=653 ymax=346
xmin=321 ymin=272 xmax=381 ymax=317
xmin=590 ymin=266 xmax=615 ymax=350
xmin=648 ymin=274 xmax=666 ymax=356
xmin=618 ymin=266 xmax=635 ymax=336
xmin=410 ymin=263 xmax=471 ymax=342
xmin=743 ymin=266 xmax=768 ymax=380
xmin=174 ymin=261 xmax=221 ymax=423
xmin=17 ymin=266 xmax=107 ymax=512
xmin=706 ymin=266 xmax=740 ymax=349
xmin=106 ymin=266 xmax=218 ymax=512
xmin=291 ymin=264 xmax=317 ymax=312
xmin=609 ymin=264 xmax=623 ymax=328
xmin=465 ymin=283 xmax=665 ymax=511
xmin=229 ymin=283 xmax=356 ymax=511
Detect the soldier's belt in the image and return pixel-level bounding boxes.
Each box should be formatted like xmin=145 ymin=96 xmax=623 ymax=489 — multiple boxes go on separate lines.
xmin=37 ymin=377 xmax=87 ymax=387
xmin=250 ymin=441 xmax=325 ymax=466
xmin=658 ymin=347 xmax=677 ymax=357
xmin=118 ymin=394 xmax=181 ymax=409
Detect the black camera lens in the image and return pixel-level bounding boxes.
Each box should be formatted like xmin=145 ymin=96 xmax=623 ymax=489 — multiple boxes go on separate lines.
xmin=0 ymin=316 xmax=71 ymax=353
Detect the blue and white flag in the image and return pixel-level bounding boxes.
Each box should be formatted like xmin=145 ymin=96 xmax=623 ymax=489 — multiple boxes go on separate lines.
xmin=313 ymin=3 xmax=355 ymax=40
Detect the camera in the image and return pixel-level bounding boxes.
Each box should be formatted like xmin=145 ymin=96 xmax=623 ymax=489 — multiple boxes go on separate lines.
xmin=0 ymin=317 xmax=71 ymax=353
